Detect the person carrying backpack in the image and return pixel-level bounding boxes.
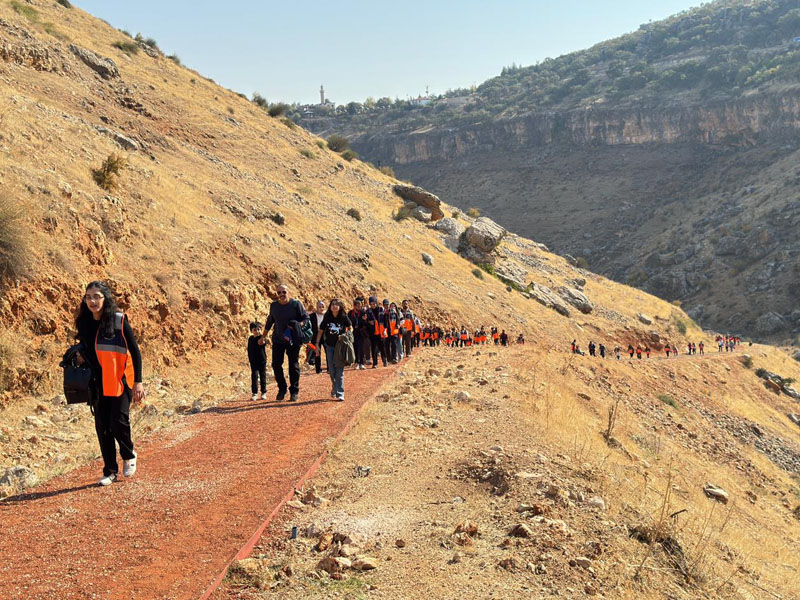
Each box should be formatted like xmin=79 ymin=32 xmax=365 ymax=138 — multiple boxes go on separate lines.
xmin=313 ymin=299 xmax=351 ymax=401
xmin=263 ymin=284 xmax=308 ymax=402
xmin=74 ymin=281 xmax=144 ymax=487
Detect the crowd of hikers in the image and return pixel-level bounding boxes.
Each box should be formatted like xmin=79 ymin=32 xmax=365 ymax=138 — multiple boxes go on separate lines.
xmin=247 ymin=286 xmax=521 ymax=403
xmin=569 ymin=334 xmax=744 ymax=360
xmin=68 ymin=281 xmax=521 ymax=487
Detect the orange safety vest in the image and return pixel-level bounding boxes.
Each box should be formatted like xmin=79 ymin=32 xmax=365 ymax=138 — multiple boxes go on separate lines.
xmin=461 ymin=332 xmax=468 ymax=340
xmin=95 ymin=312 xmax=135 ymax=397
xmin=389 ymin=317 xmax=399 ymax=337
xmin=372 ymin=310 xmax=387 ymax=338
xmin=492 ymin=333 xmax=499 ymax=341
xmin=433 ymin=332 xmax=439 ymax=340
xmin=404 ymin=316 xmax=414 ymax=331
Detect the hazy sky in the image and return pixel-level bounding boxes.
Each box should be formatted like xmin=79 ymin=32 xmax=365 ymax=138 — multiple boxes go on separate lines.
xmin=74 ymin=1 xmax=699 ymax=105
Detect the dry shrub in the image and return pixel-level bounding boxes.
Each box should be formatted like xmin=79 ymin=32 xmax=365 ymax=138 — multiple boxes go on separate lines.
xmin=0 ymin=194 xmax=27 ymax=281
xmin=92 ymin=153 xmax=126 ymax=191
xmin=346 ymin=207 xmax=362 ymax=221
xmin=0 ymin=333 xmax=18 ymax=393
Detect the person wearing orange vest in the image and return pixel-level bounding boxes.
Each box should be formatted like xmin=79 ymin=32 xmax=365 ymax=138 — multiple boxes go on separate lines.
xmin=401 ymin=300 xmax=415 ymax=358
xmin=384 ymin=301 xmax=401 ymax=363
xmin=459 ymin=327 xmax=468 ymax=348
xmin=366 ymin=296 xmax=387 ymax=368
xmin=491 ymin=327 xmax=499 ymax=345
xmin=75 ymin=281 xmax=144 ymax=487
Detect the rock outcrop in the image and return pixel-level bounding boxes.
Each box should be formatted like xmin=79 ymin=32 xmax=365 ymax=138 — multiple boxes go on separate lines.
xmin=69 ymin=44 xmax=119 ymax=79
xmin=392 ymin=184 xmax=444 ymax=221
xmin=530 ymin=283 xmax=571 ymax=317
xmin=458 ymin=217 xmax=506 ymax=265
xmin=558 ymin=286 xmax=593 ymax=314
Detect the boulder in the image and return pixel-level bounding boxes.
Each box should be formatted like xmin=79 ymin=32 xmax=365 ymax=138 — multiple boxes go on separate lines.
xmin=392 ymin=184 xmax=444 ymax=221
xmin=755 ymin=312 xmax=786 ymax=336
xmin=509 ymin=523 xmax=534 ymax=538
xmin=765 ymin=379 xmax=782 ymax=394
xmin=352 ymin=557 xmax=378 ymax=571
xmin=69 ymin=44 xmax=119 ymax=79
xmin=463 ymin=217 xmax=506 ymax=254
xmin=789 ymin=413 xmax=800 ymax=426
xmin=434 ymin=217 xmax=464 ymax=237
xmin=703 ymin=483 xmax=729 ymax=503
xmin=0 ymin=466 xmax=38 ymax=490
xmin=637 ymin=313 xmax=653 ymax=325
xmin=793 ymin=350 xmax=800 ymax=362
xmin=564 ymin=254 xmax=578 ymax=266
xmin=411 ymin=206 xmax=432 ymax=222
xmin=421 ymin=252 xmax=433 ymax=266
xmin=96 ymin=126 xmax=139 ymax=152
xmin=783 ymin=386 xmax=800 ymax=400
xmin=558 ymin=286 xmax=593 ymax=314
xmin=530 ymin=283 xmax=570 ymax=317
xmin=494 ymin=263 xmax=528 ymax=288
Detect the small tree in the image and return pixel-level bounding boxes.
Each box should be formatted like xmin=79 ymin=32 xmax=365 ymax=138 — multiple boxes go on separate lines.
xmin=252 ymin=93 xmax=268 ymax=109
xmin=326 ymin=135 xmax=350 ymax=152
xmin=268 ymin=103 xmax=289 ymax=117
xmin=92 ymin=154 xmax=126 ymax=191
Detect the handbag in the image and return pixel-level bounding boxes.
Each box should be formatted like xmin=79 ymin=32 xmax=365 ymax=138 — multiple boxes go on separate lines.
xmin=59 ymin=344 xmax=93 ymax=405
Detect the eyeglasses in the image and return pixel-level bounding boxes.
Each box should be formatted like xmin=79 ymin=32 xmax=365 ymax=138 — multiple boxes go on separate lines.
xmin=84 ymin=295 xmax=104 ymax=302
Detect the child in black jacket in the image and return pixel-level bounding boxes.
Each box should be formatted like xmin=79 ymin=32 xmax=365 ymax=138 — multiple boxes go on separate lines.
xmin=247 ymin=322 xmax=268 ymax=400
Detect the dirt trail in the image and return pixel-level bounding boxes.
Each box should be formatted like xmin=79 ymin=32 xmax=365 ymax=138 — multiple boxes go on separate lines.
xmin=0 ymin=364 xmax=400 ymax=600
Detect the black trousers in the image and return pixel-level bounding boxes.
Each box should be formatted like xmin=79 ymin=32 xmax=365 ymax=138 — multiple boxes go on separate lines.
xmin=403 ymin=332 xmax=413 ymax=357
xmin=250 ymin=365 xmax=267 ymax=394
xmin=385 ymin=336 xmax=399 ymax=362
xmin=94 ymin=387 xmax=135 ymax=476
xmin=371 ymin=335 xmax=387 ymax=366
xmin=272 ymin=343 xmax=301 ymax=394
xmin=354 ymin=332 xmax=369 ymax=365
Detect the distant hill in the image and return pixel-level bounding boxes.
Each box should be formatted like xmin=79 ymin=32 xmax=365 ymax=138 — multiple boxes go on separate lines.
xmin=303 ymin=0 xmax=800 ymax=343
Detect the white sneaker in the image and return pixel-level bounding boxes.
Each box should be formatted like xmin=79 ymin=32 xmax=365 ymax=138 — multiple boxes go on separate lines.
xmin=123 ymin=454 xmax=137 ymax=477
xmin=251 ymin=393 xmax=259 ymax=401
xmin=98 ymin=473 xmax=117 ymax=486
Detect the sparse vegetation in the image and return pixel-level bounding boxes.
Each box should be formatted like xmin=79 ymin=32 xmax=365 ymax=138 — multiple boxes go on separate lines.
xmin=657 ymin=393 xmax=678 ymax=408
xmin=10 ymin=1 xmax=39 ymax=22
xmin=252 ymin=93 xmax=268 ymax=109
xmin=346 ymin=208 xmax=362 ymax=221
xmin=0 ymin=194 xmax=26 ymax=281
xmin=575 ymin=256 xmax=589 ymax=269
xmin=467 ymin=207 xmax=480 ymax=218
xmin=299 ymin=149 xmax=314 ymax=159
xmin=472 ymin=268 xmax=484 ymax=279
xmin=56 ymin=0 xmax=72 ymax=7
xmin=675 ymin=319 xmax=687 ymax=335
xmin=167 ymin=54 xmax=181 ymax=65
xmin=393 ymin=206 xmax=412 ymax=221
xmin=452 ymin=210 xmax=462 ymax=219
xmin=269 ymin=212 xmax=285 ymax=226
xmin=315 ymin=140 xmax=326 ymax=150
xmin=755 ymin=367 xmax=768 ymax=378
xmin=91 ymin=153 xmax=126 ymax=191
xmin=326 ymin=135 xmax=350 ymax=152
xmin=268 ymin=103 xmax=289 ymax=117
xmin=378 ymin=165 xmax=396 ymax=178
xmin=281 ymin=117 xmax=296 ymax=129
xmin=741 ymin=355 xmax=753 ymax=368
xmin=226 ymin=106 xmax=235 ymax=115
xmin=112 ymin=40 xmax=139 ymax=55
xmin=0 ymin=333 xmax=16 ymax=393
xmin=135 ymin=33 xmax=159 ymax=51
xmin=41 ymin=22 xmax=68 ymax=41
xmin=341 ymin=149 xmax=357 ymax=162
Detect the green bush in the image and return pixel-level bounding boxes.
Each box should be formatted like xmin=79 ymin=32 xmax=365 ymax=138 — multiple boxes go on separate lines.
xmin=467 ymin=207 xmax=480 ymax=218
xmin=299 ymin=149 xmax=314 ymax=159
xmin=56 ymin=0 xmax=72 ymax=7
xmin=167 ymin=54 xmax=181 ymax=65
xmin=472 ymin=268 xmax=484 ymax=279
xmin=378 ymin=165 xmax=395 ymax=178
xmin=657 ymin=394 xmax=678 ymax=408
xmin=112 ymin=40 xmax=139 ymax=55
xmin=92 ymin=153 xmax=126 ymax=191
xmin=281 ymin=117 xmax=296 ymax=129
xmin=315 ymin=140 xmax=326 ymax=150
xmin=575 ymin=256 xmax=589 ymax=269
xmin=341 ymin=149 xmax=357 ymax=162
xmin=10 ymin=1 xmax=39 ymax=21
xmin=755 ymin=367 xmax=768 ymax=378
xmin=268 ymin=103 xmax=289 ymax=117
xmin=452 ymin=210 xmax=461 ymax=219
xmin=393 ymin=206 xmax=412 ymax=221
xmin=252 ymin=93 xmax=268 ymax=109
xmin=675 ymin=319 xmax=687 ymax=335
xmin=0 ymin=194 xmax=26 ymax=281
xmin=326 ymin=135 xmax=350 ymax=152
xmin=346 ymin=208 xmax=362 ymax=221
xmin=741 ymin=355 xmax=753 ymax=369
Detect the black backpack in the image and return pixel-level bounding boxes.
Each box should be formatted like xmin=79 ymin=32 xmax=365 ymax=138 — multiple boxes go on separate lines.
xmin=60 ymin=344 xmax=93 ymax=405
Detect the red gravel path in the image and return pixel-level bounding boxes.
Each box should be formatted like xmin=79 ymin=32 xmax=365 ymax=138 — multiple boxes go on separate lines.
xmin=0 ymin=365 xmax=398 ymax=600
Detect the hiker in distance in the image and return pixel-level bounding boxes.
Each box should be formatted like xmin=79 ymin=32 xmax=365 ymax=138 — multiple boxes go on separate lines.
xmin=313 ymin=299 xmax=352 ymax=401
xmin=263 ymin=284 xmax=308 ymax=402
xmin=74 ymin=281 xmax=144 ymax=487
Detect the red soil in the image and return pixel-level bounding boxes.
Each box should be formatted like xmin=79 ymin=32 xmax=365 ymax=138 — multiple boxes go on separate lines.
xmin=0 ymin=365 xmax=398 ymax=600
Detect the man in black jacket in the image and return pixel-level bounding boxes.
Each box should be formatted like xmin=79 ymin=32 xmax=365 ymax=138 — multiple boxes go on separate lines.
xmin=263 ymin=284 xmax=308 ymax=402
xmin=366 ymin=296 xmax=387 ymax=368
xmin=348 ymin=297 xmax=370 ymax=370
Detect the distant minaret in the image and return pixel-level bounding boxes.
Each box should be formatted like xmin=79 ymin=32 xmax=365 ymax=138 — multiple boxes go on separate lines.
xmin=320 ymin=85 xmax=325 ymax=105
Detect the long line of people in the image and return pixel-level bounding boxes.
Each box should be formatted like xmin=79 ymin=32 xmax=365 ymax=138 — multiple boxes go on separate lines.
xmin=569 ymin=335 xmax=743 ymax=361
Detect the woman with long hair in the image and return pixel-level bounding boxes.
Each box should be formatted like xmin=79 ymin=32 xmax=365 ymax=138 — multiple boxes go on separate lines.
xmin=313 ymin=298 xmax=351 ymax=401
xmin=75 ymin=281 xmax=145 ymax=486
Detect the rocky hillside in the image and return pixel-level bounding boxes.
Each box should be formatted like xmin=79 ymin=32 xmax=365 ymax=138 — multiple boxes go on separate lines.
xmin=303 ymin=0 xmax=800 ymax=344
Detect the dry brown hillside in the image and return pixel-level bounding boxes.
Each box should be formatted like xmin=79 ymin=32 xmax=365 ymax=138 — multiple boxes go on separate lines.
xmin=0 ymin=2 xmax=799 ymax=598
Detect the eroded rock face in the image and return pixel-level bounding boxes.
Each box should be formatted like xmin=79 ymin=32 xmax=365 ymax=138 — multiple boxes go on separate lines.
xmin=392 ymin=184 xmax=444 ymax=221
xmin=69 ymin=44 xmax=119 ymax=79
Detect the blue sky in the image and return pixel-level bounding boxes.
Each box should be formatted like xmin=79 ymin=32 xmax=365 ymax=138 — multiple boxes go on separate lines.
xmin=74 ymin=1 xmax=699 ymax=105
